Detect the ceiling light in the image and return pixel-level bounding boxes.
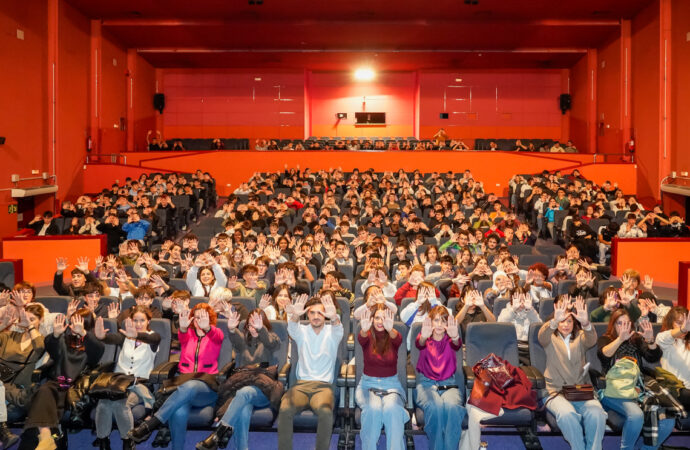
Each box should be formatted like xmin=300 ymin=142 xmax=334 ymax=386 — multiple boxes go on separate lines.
xmin=254 ymin=77 xmax=262 ymax=81
xmin=455 ymin=78 xmax=463 ymax=82
xmin=354 ymin=68 xmax=375 ymax=81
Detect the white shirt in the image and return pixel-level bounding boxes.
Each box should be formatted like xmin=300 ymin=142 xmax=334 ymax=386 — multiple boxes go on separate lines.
xmin=656 ymin=330 xmax=690 ymax=388
xmin=288 ymin=321 xmax=344 ymax=383
xmin=360 ymin=280 xmax=396 ymax=299
xmin=115 ymin=331 xmax=159 ymax=378
xmin=497 ymin=304 xmax=540 ymax=341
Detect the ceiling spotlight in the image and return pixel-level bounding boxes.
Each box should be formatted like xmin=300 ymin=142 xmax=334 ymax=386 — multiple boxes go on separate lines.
xmin=455 ymin=78 xmax=463 ymax=82
xmin=354 ymin=68 xmax=375 ymax=81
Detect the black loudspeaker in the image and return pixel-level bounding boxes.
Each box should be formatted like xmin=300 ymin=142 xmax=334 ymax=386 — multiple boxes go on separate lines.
xmin=439 ymin=113 xmax=449 ymax=119
xmin=153 ymin=93 xmax=165 ymax=114
xmin=0 ymin=137 xmax=5 ymax=145
xmin=336 ymin=113 xmax=347 ymax=119
xmin=559 ymin=94 xmax=572 ymax=115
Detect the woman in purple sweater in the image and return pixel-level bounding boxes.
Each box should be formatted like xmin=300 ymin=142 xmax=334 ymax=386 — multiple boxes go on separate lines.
xmin=415 ymin=305 xmax=465 ymax=450
xmin=355 ymin=304 xmax=409 ymax=450
xmin=129 ymin=303 xmax=224 ymax=450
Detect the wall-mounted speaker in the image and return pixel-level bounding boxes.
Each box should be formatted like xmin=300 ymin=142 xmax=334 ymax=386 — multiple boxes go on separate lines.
xmin=153 ymin=93 xmax=165 ymax=114
xmin=439 ymin=113 xmax=449 ymax=119
xmin=559 ymin=94 xmax=572 ymax=115
xmin=0 ymin=137 xmax=5 ymax=145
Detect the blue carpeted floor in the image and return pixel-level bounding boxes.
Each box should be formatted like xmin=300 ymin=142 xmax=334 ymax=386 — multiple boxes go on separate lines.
xmin=41 ymin=428 xmax=690 ymax=449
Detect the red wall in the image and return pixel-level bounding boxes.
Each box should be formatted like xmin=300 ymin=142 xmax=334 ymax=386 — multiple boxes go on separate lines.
xmin=161 ymin=70 xmax=305 ymax=142
xmin=671 ymin=0 xmax=690 ymax=174
xmin=99 ymin=29 xmax=127 ymax=155
xmin=132 ymin=54 xmax=157 ymax=152
xmin=631 ymin=0 xmax=661 ymax=200
xmin=310 ymin=71 xmax=416 ymax=138
xmin=569 ymin=55 xmax=590 ymax=152
xmin=418 ymin=71 xmax=562 ymax=141
xmin=596 ymin=34 xmax=623 ymax=154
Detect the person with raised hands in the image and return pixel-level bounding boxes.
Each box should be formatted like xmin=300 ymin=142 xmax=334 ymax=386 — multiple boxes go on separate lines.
xmin=597 ymin=309 xmax=672 ymax=450
xmin=20 ymin=308 xmax=104 ymax=450
xmin=53 ymin=256 xmax=96 ymax=297
xmin=259 ymin=287 xmax=291 ymax=321
xmin=277 ymin=294 xmax=344 ymax=450
xmin=128 ymin=304 xmax=223 ymax=450
xmin=353 ymin=285 xmax=397 ymax=321
xmin=453 ymin=287 xmax=496 ymax=334
xmin=185 ymin=252 xmax=228 ymax=297
xmin=497 ymin=288 xmax=540 ymax=365
xmin=92 ymin=307 xmax=161 ymax=450
xmin=394 ymin=265 xmax=439 ymax=306
xmin=198 ymin=308 xmax=281 ymax=450
xmin=538 ymin=295 xmax=606 ymax=450
xmin=400 ymin=282 xmax=448 ymax=347
xmin=355 ymin=305 xmax=409 ymax=450
xmin=655 ymin=306 xmax=690 ymax=409
xmin=590 ymin=286 xmax=642 ymax=324
xmin=415 ymin=306 xmax=465 ymax=450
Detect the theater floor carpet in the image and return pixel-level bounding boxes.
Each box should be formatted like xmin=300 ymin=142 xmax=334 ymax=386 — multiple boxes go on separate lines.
xmin=40 ymin=428 xmax=690 ymax=449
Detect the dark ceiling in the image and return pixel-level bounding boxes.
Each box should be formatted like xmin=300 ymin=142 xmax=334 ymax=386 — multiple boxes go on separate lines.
xmin=65 ymin=0 xmax=655 ymax=70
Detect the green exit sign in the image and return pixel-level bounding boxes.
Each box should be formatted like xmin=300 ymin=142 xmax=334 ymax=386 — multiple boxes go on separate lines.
xmin=7 ymin=204 xmax=17 ymax=214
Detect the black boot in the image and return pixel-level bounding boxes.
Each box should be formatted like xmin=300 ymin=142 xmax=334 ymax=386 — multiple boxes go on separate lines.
xmin=51 ymin=428 xmax=67 ymax=450
xmin=121 ymin=438 xmax=136 ymax=450
xmin=195 ymin=424 xmax=233 ymax=450
xmin=127 ymin=416 xmax=161 ymax=444
xmin=93 ymin=437 xmax=111 ymax=450
xmin=0 ymin=422 xmax=19 ymax=449
xmin=151 ymin=427 xmax=170 ymax=448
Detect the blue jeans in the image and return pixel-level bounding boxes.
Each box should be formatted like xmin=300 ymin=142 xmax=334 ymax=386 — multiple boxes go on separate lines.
xmin=355 ymin=375 xmax=409 ymax=450
xmin=415 ymin=374 xmax=466 ymax=450
xmin=600 ymin=396 xmax=675 ymax=450
xmin=155 ymin=380 xmax=218 ymax=450
xmin=546 ymin=395 xmax=607 ymax=450
xmin=219 ymin=385 xmax=271 ymax=450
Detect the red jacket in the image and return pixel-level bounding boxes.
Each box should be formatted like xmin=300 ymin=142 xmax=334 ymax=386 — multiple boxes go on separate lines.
xmin=393 ymin=282 xmax=440 ymax=305
xmin=469 ymin=359 xmax=537 ymax=416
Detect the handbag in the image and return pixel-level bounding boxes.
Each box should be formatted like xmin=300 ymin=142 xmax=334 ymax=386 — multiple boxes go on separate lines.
xmin=0 ymin=350 xmax=33 ymax=384
xmin=89 ymin=373 xmax=136 ymax=400
xmin=561 ymin=384 xmax=595 ymax=401
xmin=604 ymin=356 xmax=640 ymax=400
xmin=473 ymin=353 xmax=513 ymax=390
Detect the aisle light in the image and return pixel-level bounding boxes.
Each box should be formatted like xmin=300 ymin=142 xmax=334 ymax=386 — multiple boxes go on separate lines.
xmin=354 ymin=68 xmax=375 ymax=81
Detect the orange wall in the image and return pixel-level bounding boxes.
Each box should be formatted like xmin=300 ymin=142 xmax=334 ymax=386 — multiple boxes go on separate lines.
xmin=110 ymin=151 xmax=639 ymax=198
xmin=671 ymin=0 xmax=690 ymax=174
xmin=0 ymin=0 xmax=50 ymax=238
xmin=80 ymin=164 xmax=178 ymax=195
xmin=131 ymin=54 xmax=157 ymax=152
xmin=596 ymin=34 xmax=623 ymax=154
xmin=631 ymin=0 xmax=661 ymax=200
xmin=613 ymin=238 xmax=690 ymax=284
xmin=569 ymin=55 xmax=590 ymax=152
xmin=99 ymin=29 xmax=127 ymax=155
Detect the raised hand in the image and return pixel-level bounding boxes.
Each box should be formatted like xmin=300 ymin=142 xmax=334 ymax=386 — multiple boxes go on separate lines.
xmin=227 ymin=310 xmax=240 ymax=331
xmin=420 ymin=316 xmax=433 ymax=339
xmin=107 ymin=302 xmax=120 ymax=319
xmin=17 ymin=308 xmax=30 ymax=328
xmin=573 ymin=296 xmax=589 ymax=326
xmin=382 ymin=309 xmax=395 ymax=332
xmin=618 ymin=320 xmax=633 ymax=341
xmin=258 ymin=294 xmax=272 ymax=311
xmin=10 ymin=290 xmax=26 ymax=308
xmin=643 ymin=275 xmax=654 ymax=291
xmin=67 ymin=299 xmax=80 ymax=318
xmin=471 ymin=290 xmax=483 ymax=307
xmin=554 ymin=300 xmax=567 ymax=323
xmin=69 ymin=314 xmax=85 ymax=336
xmin=178 ymin=309 xmax=192 ymax=330
xmin=94 ymin=316 xmax=106 ymax=340
xmin=360 ymin=309 xmax=372 ymax=333
xmin=120 ymin=318 xmax=138 ymax=339
xmin=0 ymin=291 xmax=9 ymax=307
xmin=77 ymin=257 xmax=90 ymax=273
xmin=618 ymin=289 xmax=633 ymax=306
xmin=639 ymin=320 xmax=654 ymax=343
xmin=367 ymin=270 xmax=377 ymax=284
xmin=56 ymin=257 xmax=68 ymax=272
xmin=227 ymin=276 xmax=238 ymax=289
xmin=196 ymin=309 xmax=210 ymax=330
xmin=322 ymin=296 xmax=338 ymax=320
xmin=621 ymin=274 xmax=632 ymax=289
xmin=287 ymin=294 xmax=309 ymax=317
xmin=446 ymin=314 xmax=460 ymax=340
xmin=249 ymin=312 xmax=264 ymax=330
xmin=95 ymin=255 xmax=104 ymax=268
xmin=681 ymin=313 xmax=690 ymax=333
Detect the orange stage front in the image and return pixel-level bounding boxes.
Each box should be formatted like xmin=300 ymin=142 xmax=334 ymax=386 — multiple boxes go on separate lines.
xmin=612 ymin=237 xmax=690 ymax=286
xmin=83 ymin=151 xmax=637 ymax=198
xmin=2 ymin=235 xmax=106 ymax=285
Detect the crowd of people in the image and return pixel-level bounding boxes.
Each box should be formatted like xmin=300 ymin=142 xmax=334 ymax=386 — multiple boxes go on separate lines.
xmin=2 ymin=165 xmax=690 ymax=450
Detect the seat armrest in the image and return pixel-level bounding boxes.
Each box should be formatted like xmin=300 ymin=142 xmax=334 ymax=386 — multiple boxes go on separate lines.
xmin=346 ymin=333 xmax=354 ymax=352
xmin=406 ymin=363 xmax=416 ymax=389
xmin=521 ymin=365 xmax=545 ymax=390
xmin=217 ymin=360 xmax=235 ymax=383
xmin=278 ymin=362 xmax=291 ymax=386
xmin=463 ymin=366 xmax=475 ymax=389
xmin=150 ymin=361 xmax=179 ymax=384
xmin=343 ymin=364 xmax=356 ymax=387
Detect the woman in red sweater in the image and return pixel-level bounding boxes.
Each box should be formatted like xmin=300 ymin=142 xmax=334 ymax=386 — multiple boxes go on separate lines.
xmin=355 ymin=304 xmax=409 ymax=450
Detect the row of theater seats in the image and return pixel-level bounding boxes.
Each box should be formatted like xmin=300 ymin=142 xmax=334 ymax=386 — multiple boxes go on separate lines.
xmin=18 ymin=297 xmax=690 ymax=448
xmin=160 ymin=138 xmax=250 ymax=150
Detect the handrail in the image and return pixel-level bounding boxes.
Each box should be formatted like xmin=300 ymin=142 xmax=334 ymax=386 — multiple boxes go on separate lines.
xmin=85 ymin=154 xmax=128 ymax=165
xmin=591 ymin=153 xmax=633 ymax=164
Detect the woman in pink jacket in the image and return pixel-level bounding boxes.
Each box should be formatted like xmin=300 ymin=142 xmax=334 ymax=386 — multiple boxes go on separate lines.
xmin=128 ymin=303 xmax=224 ymax=450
